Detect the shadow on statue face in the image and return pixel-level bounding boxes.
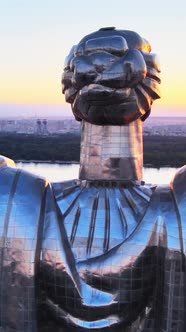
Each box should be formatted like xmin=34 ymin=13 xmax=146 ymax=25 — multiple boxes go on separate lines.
xmin=62 ymin=27 xmax=161 ymax=126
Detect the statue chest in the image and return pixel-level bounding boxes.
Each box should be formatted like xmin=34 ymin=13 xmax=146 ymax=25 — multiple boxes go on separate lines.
xmin=52 ymin=180 xmax=154 ymax=261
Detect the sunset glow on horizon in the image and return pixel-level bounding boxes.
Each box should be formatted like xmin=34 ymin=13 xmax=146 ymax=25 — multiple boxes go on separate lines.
xmin=1 ymin=0 xmax=186 ymax=118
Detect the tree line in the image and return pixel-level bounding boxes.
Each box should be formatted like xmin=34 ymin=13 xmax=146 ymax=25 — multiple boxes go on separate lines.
xmin=0 ymin=133 xmax=186 ymax=167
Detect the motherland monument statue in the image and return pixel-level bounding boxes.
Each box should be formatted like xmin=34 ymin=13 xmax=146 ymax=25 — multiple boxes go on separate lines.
xmin=0 ymin=27 xmax=186 ymax=331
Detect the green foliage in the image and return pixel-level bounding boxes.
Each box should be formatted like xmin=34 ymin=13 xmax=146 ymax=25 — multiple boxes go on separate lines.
xmin=0 ymin=133 xmax=186 ymax=167
xmin=0 ymin=133 xmax=81 ymax=162
xmin=144 ymin=135 xmax=186 ymax=167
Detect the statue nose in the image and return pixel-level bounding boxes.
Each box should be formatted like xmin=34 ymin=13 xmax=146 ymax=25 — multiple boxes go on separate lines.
xmin=71 ymin=48 xmax=147 ymax=90
xmin=95 ymin=49 xmax=147 ymax=89
xmin=72 ymin=57 xmax=97 ymax=89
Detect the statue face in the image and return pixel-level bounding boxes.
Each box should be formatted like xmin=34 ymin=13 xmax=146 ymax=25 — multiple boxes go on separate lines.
xmin=62 ymin=27 xmax=161 ymax=125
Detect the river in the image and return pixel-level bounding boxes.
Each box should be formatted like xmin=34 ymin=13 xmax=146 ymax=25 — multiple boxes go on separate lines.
xmin=16 ymin=162 xmax=179 ymax=184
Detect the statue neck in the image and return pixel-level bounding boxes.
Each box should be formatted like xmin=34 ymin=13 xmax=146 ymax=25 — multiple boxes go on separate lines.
xmin=79 ymin=120 xmax=143 ymax=181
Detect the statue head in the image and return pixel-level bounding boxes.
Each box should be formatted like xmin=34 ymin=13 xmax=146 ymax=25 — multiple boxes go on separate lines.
xmin=62 ymin=27 xmax=161 ymax=125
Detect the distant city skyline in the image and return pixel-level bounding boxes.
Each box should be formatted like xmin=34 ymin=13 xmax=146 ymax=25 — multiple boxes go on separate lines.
xmin=0 ymin=103 xmax=71 ymax=118
xmin=1 ymin=113 xmax=186 ymax=138
xmin=0 ymin=104 xmax=185 ymax=119
xmin=1 ymin=0 xmax=186 ymax=118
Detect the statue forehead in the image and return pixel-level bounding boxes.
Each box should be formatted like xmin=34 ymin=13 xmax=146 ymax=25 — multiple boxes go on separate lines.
xmin=77 ymin=27 xmax=149 ymax=51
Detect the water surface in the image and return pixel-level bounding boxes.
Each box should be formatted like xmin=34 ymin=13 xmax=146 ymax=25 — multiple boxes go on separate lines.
xmin=16 ymin=162 xmax=179 ymax=184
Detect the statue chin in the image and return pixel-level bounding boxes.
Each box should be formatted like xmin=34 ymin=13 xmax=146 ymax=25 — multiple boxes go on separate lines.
xmin=72 ymin=84 xmax=143 ymax=125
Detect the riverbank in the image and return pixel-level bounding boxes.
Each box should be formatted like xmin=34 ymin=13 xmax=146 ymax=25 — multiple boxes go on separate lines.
xmin=16 ymin=159 xmax=80 ymax=164
xmin=16 ymin=162 xmax=179 ymax=185
xmin=15 ymin=160 xmax=179 ymax=169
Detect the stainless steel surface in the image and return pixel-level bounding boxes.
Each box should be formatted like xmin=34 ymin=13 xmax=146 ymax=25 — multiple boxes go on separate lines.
xmin=1 ymin=27 xmax=185 ymax=332
xmin=0 ymin=155 xmax=16 ymax=168
xmin=0 ymin=157 xmax=48 ymax=331
xmin=62 ymin=27 xmax=161 ymax=125
xmin=1 ymin=158 xmax=186 ymax=331
xmin=79 ymin=119 xmax=143 ymax=180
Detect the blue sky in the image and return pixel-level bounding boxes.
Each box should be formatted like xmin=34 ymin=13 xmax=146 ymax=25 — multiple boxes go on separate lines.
xmin=0 ymin=0 xmax=186 ymax=117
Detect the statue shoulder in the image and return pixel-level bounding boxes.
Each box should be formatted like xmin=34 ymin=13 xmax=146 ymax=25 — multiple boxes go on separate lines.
xmin=170 ymin=165 xmax=186 ymax=195
xmin=0 ymin=155 xmax=16 ymax=169
xmin=170 ymin=165 xmax=186 ymax=214
xmin=0 ymin=154 xmax=48 ymax=194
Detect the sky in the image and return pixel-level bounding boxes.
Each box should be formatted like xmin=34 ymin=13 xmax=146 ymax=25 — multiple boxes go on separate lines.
xmin=0 ymin=0 xmax=186 ymax=118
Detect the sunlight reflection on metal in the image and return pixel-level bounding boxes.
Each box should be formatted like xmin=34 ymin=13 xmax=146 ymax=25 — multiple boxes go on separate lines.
xmin=62 ymin=27 xmax=161 ymax=125
xmin=1 ymin=27 xmax=186 ymax=332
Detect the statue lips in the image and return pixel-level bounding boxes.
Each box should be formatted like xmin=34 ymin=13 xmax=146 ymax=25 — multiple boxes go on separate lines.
xmin=73 ymin=87 xmax=141 ymax=125
xmin=79 ymin=84 xmax=132 ymax=105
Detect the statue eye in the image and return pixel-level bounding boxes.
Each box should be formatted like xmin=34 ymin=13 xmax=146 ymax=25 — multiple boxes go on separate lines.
xmin=90 ymin=52 xmax=119 ymax=72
